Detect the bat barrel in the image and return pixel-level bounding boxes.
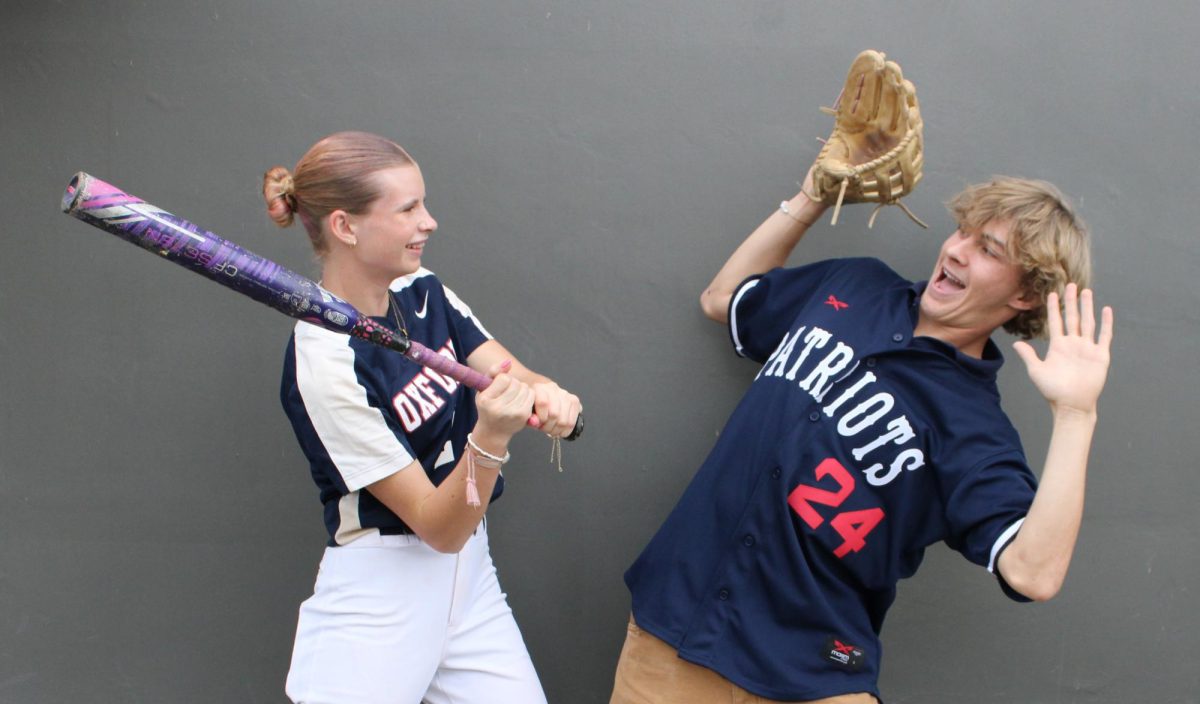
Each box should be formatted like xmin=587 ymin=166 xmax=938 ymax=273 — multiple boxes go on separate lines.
xmin=61 ymin=171 xmax=404 ymax=352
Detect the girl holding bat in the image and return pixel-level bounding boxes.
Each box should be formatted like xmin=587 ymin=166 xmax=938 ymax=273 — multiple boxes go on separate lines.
xmin=264 ymin=131 xmax=581 ymax=704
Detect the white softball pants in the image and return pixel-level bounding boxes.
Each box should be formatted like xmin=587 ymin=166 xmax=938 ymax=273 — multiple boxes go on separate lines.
xmin=285 ymin=525 xmax=546 ymax=704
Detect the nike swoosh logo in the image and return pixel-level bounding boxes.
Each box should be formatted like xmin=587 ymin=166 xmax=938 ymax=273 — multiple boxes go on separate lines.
xmin=414 ymin=291 xmax=430 ymax=319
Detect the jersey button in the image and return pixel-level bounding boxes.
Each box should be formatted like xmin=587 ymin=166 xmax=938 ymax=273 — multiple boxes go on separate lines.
xmin=808 ymin=411 xmax=821 ymax=422
xmin=743 ymin=534 xmax=756 ymax=547
xmin=718 ymin=588 xmax=730 ymax=601
xmin=892 ymin=332 xmax=904 ymax=343
xmin=771 ymin=468 xmax=781 ymax=479
xmin=865 ymin=357 xmax=876 ymax=368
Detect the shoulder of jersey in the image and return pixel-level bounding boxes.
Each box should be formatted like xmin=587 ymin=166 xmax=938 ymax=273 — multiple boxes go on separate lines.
xmin=839 ymin=256 xmax=899 ymax=278
xmin=389 ymin=267 xmax=439 ymax=294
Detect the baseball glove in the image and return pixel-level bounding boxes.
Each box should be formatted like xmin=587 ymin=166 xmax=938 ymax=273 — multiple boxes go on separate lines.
xmin=808 ymin=50 xmax=927 ymax=229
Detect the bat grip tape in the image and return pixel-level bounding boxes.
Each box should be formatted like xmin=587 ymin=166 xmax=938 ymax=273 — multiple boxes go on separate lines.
xmin=405 ymin=342 xmax=583 ymax=440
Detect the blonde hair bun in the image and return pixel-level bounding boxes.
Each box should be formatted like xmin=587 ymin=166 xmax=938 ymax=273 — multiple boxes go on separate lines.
xmin=262 ymin=166 xmax=297 ymax=228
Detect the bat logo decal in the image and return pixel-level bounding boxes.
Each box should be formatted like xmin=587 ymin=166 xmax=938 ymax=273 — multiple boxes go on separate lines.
xmin=92 ymin=202 xmax=206 ymax=243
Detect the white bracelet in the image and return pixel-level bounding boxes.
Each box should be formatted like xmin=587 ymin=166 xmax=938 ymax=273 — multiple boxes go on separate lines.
xmin=466 ymin=433 xmax=510 ymax=465
xmin=779 ymin=200 xmax=813 ymax=225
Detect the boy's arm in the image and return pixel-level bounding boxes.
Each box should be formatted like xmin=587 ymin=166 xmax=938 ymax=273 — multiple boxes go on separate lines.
xmin=699 ymin=169 xmax=828 ymax=323
xmin=997 ymin=285 xmax=1114 ymax=601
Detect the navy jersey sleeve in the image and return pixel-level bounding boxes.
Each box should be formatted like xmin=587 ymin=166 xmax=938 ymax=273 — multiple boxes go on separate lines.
xmin=728 ymin=259 xmax=858 ymax=363
xmin=440 ymin=282 xmax=493 ymax=359
xmin=729 ymin=259 xmax=892 ymax=364
xmin=943 ymin=452 xmax=1038 ymax=600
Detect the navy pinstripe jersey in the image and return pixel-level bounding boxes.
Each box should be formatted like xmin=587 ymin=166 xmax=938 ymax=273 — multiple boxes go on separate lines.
xmin=280 ymin=269 xmax=494 ymax=547
xmin=624 ymin=257 xmax=1036 ymax=701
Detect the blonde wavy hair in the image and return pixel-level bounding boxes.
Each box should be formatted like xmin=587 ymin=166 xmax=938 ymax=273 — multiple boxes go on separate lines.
xmin=948 ymin=177 xmax=1091 ymax=339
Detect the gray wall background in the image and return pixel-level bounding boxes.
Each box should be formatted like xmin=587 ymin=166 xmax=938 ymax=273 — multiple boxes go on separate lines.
xmin=2 ymin=1 xmax=1197 ymax=702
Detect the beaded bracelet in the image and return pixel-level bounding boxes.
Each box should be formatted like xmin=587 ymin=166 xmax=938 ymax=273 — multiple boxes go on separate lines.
xmin=464 ymin=433 xmax=510 ymax=508
xmin=466 ymin=434 xmax=510 ymax=465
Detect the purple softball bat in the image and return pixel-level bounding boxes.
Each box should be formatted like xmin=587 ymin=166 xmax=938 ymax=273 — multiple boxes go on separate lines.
xmin=61 ymin=172 xmax=582 ymax=440
xmin=60 ymin=172 xmax=494 ymax=391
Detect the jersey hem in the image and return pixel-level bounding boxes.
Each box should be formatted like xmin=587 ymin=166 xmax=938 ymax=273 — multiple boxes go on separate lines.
xmin=631 ymin=612 xmax=881 ymax=703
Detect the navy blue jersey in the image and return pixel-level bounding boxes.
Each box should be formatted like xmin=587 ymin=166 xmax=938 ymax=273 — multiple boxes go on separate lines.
xmin=281 ymin=269 xmax=494 ymax=546
xmin=624 ymin=258 xmax=1036 ymax=701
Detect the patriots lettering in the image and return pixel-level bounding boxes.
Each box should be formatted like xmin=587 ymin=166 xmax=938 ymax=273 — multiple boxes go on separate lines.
xmin=796 ymin=341 xmax=854 ymax=400
xmin=836 ymin=392 xmax=893 ymax=436
xmin=865 ymin=447 xmax=924 ymax=487
xmin=761 ymin=327 xmax=831 ymax=380
xmin=761 ymin=321 xmax=929 ymax=558
xmin=851 ymin=413 xmax=914 ymax=461
xmin=821 ymin=371 xmax=875 ymax=415
xmin=761 ymin=325 xmax=927 ymax=489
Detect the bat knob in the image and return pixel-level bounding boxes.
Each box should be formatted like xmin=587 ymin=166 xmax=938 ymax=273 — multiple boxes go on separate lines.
xmin=565 ymin=413 xmax=584 ymax=442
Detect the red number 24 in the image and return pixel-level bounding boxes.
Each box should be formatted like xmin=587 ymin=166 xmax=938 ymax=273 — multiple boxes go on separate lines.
xmin=787 ymin=458 xmax=885 ymax=558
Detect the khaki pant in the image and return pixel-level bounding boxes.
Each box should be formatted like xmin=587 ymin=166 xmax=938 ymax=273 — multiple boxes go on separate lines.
xmin=610 ymin=616 xmax=877 ymax=704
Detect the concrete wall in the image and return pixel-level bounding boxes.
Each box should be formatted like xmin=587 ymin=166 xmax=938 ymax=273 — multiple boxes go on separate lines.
xmin=2 ymin=1 xmax=1196 ymax=701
